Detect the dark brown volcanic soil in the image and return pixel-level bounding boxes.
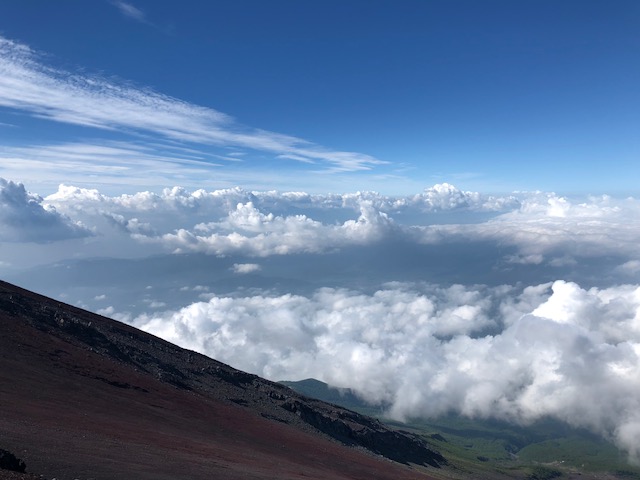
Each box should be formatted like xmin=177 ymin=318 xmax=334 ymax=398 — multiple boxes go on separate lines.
xmin=0 ymin=280 xmax=443 ymax=480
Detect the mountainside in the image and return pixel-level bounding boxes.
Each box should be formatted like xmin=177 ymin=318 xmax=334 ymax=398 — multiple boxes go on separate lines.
xmin=280 ymin=378 xmax=372 ymax=409
xmin=0 ymin=280 xmax=445 ymax=480
xmin=282 ymin=380 xmax=640 ymax=480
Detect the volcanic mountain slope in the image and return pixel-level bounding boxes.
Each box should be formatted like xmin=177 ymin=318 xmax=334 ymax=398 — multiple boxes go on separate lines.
xmin=0 ymin=280 xmax=445 ymax=480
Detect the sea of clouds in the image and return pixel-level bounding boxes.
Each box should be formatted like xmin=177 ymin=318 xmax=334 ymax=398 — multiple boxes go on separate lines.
xmin=130 ymin=280 xmax=640 ymax=463
xmin=2 ymin=177 xmax=640 ymax=462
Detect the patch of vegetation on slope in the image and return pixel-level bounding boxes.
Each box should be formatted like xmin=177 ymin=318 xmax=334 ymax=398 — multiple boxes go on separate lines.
xmin=282 ymin=379 xmax=640 ymax=479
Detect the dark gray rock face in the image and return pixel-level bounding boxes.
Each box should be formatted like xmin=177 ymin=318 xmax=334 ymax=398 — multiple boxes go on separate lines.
xmin=282 ymin=399 xmax=447 ymax=467
xmin=0 ymin=449 xmax=26 ymax=473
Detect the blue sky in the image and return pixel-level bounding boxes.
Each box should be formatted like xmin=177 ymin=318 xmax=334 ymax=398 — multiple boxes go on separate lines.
xmin=3 ymin=2 xmax=640 ymax=461
xmin=1 ymin=0 xmax=638 ymax=195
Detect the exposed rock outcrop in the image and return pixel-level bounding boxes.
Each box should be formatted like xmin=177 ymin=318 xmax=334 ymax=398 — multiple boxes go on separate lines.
xmin=0 ymin=450 xmax=26 ymax=473
xmin=282 ymin=399 xmax=446 ymax=467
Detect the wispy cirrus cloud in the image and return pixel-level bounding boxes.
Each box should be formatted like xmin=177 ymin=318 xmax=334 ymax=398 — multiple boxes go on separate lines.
xmin=0 ymin=36 xmax=384 ymax=174
xmin=111 ymin=1 xmax=147 ymax=23
xmin=0 ymin=141 xmax=224 ymax=190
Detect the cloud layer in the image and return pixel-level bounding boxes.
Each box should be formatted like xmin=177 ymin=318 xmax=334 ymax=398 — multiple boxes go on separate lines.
xmin=0 ymin=178 xmax=91 ymax=243
xmin=4 ymin=177 xmax=640 ymax=462
xmin=129 ymin=280 xmax=640 ymax=463
xmin=43 ymin=181 xmax=640 ymax=275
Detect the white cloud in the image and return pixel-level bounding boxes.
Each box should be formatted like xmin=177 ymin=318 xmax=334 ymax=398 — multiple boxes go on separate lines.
xmin=127 ymin=191 xmax=640 ymax=273
xmin=133 ymin=200 xmax=396 ymax=256
xmin=410 ymin=183 xmax=506 ymax=211
xmin=231 ymin=263 xmax=261 ymax=274
xmin=413 ymin=192 xmax=640 ymax=266
xmin=0 ymin=178 xmax=92 ymax=243
xmin=0 ymin=36 xmax=384 ymax=173
xmin=0 ymin=141 xmax=226 ymax=191
xmin=616 ymin=260 xmax=640 ymax=275
xmin=112 ymin=1 xmax=147 ymax=22
xmin=44 ymin=181 xmax=518 ymax=222
xmin=35 ymin=182 xmax=640 ymax=279
xmin=5 ymin=178 xmax=640 ymax=461
xmin=129 ymin=280 xmax=640 ymax=462
xmin=97 ymin=306 xmax=115 ymax=316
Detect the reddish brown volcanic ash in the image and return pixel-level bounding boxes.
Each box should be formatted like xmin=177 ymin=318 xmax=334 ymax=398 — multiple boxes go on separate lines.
xmin=0 ymin=281 xmax=442 ymax=480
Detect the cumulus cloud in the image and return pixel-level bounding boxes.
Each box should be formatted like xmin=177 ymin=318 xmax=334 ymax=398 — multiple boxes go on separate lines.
xmin=37 ymin=181 xmax=640 ymax=281
xmin=413 ymin=192 xmax=640 ymax=268
xmin=145 ymin=192 xmax=639 ymax=275
xmin=42 ymin=181 xmax=532 ymax=253
xmin=0 ymin=178 xmax=91 ymax=242
xmin=130 ymin=280 xmax=640 ymax=462
xmin=616 ymin=260 xmax=640 ymax=276
xmin=231 ymin=263 xmax=261 ymax=274
xmin=407 ymin=183 xmax=519 ymax=212
xmin=42 ymin=182 xmax=520 ymax=252
xmin=45 ymin=181 xmax=514 ymax=218
xmin=97 ymin=306 xmax=115 ymax=316
xmin=136 ymin=200 xmax=396 ymax=256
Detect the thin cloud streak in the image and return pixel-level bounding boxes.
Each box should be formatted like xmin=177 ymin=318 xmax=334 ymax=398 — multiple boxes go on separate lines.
xmin=0 ymin=142 xmax=365 ymax=194
xmin=0 ymin=36 xmax=385 ymax=173
xmin=112 ymin=1 xmax=147 ymax=23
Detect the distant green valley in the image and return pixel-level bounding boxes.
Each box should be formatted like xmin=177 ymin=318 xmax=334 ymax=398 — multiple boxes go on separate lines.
xmin=281 ymin=379 xmax=640 ymax=480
